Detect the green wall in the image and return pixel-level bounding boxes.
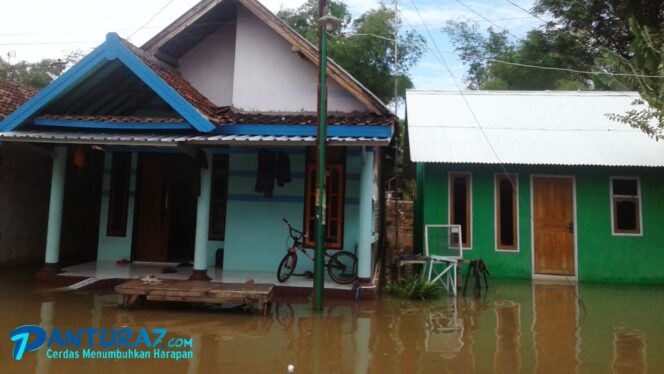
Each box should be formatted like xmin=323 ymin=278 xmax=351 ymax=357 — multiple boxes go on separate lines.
xmin=417 ymin=164 xmax=664 ymax=284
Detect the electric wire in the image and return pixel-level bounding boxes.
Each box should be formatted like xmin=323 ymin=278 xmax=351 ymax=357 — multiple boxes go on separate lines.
xmin=407 ymin=0 xmax=514 ymax=181
xmin=453 ymin=0 xmax=523 ymax=40
xmin=502 ymin=0 xmax=549 ymax=24
xmin=490 ymin=59 xmax=664 ymax=78
xmin=127 ymin=0 xmax=176 ymax=40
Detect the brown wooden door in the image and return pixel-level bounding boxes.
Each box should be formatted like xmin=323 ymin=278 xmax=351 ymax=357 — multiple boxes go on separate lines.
xmin=533 ymin=177 xmax=575 ymax=275
xmin=133 ymin=154 xmax=172 ymax=262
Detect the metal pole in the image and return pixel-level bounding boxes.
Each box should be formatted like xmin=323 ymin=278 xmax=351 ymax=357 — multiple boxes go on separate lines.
xmin=314 ymin=0 xmax=329 ymax=312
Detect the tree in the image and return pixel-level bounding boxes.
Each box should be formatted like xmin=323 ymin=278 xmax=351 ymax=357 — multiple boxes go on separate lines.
xmin=444 ymin=21 xmax=593 ymax=90
xmin=595 ymin=18 xmax=664 ymax=140
xmin=534 ymin=0 xmax=664 ymax=58
xmin=0 ymin=51 xmax=82 ymax=89
xmin=278 ymin=0 xmax=425 ymax=104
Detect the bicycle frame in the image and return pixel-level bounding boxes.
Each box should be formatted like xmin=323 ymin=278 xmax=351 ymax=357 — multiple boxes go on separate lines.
xmin=283 ymin=219 xmax=334 ymax=268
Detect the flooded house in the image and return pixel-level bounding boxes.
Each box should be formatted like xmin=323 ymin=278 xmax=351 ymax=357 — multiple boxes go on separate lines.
xmin=407 ymin=90 xmax=664 ymax=285
xmin=0 ymin=0 xmax=394 ymax=296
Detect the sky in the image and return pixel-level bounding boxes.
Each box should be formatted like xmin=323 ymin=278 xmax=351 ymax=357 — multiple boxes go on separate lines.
xmin=0 ymin=0 xmax=546 ymax=104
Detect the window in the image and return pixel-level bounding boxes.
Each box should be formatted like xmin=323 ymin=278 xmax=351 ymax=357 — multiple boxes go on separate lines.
xmin=611 ymin=177 xmax=642 ymax=235
xmin=495 ymin=174 xmax=518 ymax=251
xmin=449 ymin=173 xmax=471 ymax=247
xmin=107 ymin=152 xmax=131 ymax=236
xmin=208 ymin=154 xmax=229 ymax=240
xmin=304 ymin=147 xmax=345 ymax=249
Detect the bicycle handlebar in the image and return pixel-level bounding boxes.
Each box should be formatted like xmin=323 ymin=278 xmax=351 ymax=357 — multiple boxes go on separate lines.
xmin=283 ymin=218 xmax=305 ymax=239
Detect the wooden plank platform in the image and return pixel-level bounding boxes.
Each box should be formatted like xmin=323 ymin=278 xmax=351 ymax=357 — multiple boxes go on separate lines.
xmin=115 ymin=279 xmax=274 ymax=315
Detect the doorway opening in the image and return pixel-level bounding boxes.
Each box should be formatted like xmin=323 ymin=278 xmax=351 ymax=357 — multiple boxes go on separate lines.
xmin=133 ymin=153 xmax=198 ymax=262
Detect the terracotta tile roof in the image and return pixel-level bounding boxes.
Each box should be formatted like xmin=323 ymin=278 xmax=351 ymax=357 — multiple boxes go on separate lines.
xmin=122 ymin=39 xmax=395 ymax=127
xmin=0 ymin=80 xmax=37 ymax=120
xmin=122 ymin=40 xmax=219 ymax=121
xmin=16 ymin=38 xmax=394 ymax=129
xmin=38 ymin=114 xmax=185 ymax=123
xmin=38 ymin=110 xmax=394 ymax=126
xmin=213 ymin=106 xmax=394 ymax=125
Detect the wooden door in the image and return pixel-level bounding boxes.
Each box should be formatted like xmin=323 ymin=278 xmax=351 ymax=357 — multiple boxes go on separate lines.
xmin=533 ymin=177 xmax=575 ymax=275
xmin=133 ymin=154 xmax=172 ymax=262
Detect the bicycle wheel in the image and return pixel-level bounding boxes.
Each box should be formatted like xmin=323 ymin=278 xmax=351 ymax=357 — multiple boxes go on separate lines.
xmin=277 ymin=253 xmax=297 ymax=282
xmin=327 ymin=251 xmax=358 ymax=284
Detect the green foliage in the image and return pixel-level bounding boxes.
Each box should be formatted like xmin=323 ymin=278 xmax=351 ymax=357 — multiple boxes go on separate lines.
xmin=278 ymin=0 xmax=425 ymax=104
xmin=0 ymin=51 xmax=82 ymax=89
xmin=595 ymin=18 xmax=664 ymax=140
xmin=444 ymin=21 xmax=594 ymax=90
xmin=385 ymin=277 xmax=445 ymax=300
xmin=533 ymin=0 xmax=664 ymax=58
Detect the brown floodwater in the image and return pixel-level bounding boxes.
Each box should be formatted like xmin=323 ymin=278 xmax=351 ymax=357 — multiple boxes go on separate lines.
xmin=0 ymin=269 xmax=662 ymax=373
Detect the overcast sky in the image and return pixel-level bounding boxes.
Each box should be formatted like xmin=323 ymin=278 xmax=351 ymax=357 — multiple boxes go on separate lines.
xmin=0 ymin=0 xmax=543 ymax=98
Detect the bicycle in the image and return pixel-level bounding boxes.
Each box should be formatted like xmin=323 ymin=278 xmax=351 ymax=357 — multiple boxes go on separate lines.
xmin=277 ymin=218 xmax=358 ymax=284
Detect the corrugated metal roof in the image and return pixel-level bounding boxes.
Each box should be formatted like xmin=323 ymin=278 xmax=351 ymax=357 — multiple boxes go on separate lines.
xmin=406 ymin=90 xmax=664 ymax=167
xmin=0 ymin=130 xmax=389 ymax=146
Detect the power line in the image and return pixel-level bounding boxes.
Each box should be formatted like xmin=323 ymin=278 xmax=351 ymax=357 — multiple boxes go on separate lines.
xmin=502 ymin=0 xmax=549 ymax=24
xmin=453 ymin=0 xmax=523 ymax=41
xmin=0 ymin=41 xmax=98 ymax=46
xmin=127 ymin=0 xmax=175 ymax=40
xmin=490 ymin=59 xmax=664 ymax=78
xmin=407 ymin=0 xmax=514 ymax=179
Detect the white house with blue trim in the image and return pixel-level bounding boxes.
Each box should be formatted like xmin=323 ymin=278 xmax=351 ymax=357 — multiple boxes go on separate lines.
xmin=0 ymin=0 xmax=394 ymax=295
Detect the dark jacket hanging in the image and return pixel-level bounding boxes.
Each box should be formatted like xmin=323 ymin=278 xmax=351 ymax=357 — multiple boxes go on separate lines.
xmin=276 ymin=151 xmax=291 ymax=187
xmin=255 ymin=149 xmax=276 ymax=197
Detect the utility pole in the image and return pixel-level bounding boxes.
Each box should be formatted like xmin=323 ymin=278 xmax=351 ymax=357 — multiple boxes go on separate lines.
xmin=392 ymin=0 xmax=401 ymax=263
xmin=314 ymin=0 xmax=330 ymax=313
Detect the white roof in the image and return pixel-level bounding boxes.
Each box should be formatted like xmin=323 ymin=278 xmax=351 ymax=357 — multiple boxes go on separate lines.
xmin=406 ymin=90 xmax=664 ymax=167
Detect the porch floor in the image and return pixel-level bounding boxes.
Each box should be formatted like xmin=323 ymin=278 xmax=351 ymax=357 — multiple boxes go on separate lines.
xmin=60 ymin=261 xmax=354 ymax=291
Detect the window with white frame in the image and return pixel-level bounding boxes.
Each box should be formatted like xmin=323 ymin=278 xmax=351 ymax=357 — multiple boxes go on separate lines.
xmin=495 ymin=174 xmax=518 ymax=251
xmin=611 ymin=177 xmax=642 ymax=235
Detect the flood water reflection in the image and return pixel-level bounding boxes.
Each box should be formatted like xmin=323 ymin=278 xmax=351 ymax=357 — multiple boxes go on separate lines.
xmin=1 ymin=271 xmax=662 ymax=373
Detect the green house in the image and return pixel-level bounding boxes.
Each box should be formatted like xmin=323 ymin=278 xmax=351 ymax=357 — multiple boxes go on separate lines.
xmin=407 ymin=90 xmax=664 ymax=285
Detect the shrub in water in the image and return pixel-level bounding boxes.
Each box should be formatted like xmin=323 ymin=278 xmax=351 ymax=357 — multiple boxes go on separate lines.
xmin=385 ymin=277 xmax=445 ymax=300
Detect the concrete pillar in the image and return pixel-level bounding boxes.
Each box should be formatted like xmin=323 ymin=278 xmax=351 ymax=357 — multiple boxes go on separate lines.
xmin=190 ymin=149 xmax=212 ymax=280
xmin=357 ymin=148 xmax=374 ymax=280
xmin=42 ymin=146 xmax=67 ymax=274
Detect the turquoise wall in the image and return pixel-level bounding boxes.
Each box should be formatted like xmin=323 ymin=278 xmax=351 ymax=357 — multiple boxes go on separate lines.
xmin=417 ymin=164 xmax=664 ymax=284
xmin=222 ymin=147 xmax=362 ymax=273
xmin=95 ymin=147 xmax=367 ymax=274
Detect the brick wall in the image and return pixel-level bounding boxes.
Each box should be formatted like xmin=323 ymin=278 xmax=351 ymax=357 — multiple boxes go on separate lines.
xmin=384 ymin=198 xmax=414 ymax=281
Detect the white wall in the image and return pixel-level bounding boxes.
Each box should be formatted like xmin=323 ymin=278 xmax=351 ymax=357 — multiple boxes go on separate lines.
xmin=178 ymin=22 xmax=237 ymax=107
xmin=231 ymin=5 xmax=366 ymax=113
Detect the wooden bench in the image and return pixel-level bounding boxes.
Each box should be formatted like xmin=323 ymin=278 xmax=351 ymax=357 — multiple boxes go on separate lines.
xmin=115 ymin=279 xmax=274 ymax=315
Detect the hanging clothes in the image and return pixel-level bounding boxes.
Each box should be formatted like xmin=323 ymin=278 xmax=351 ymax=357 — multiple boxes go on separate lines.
xmin=255 ymin=149 xmax=276 ymax=197
xmin=255 ymin=149 xmax=292 ymax=197
xmin=276 ymin=151 xmax=291 ymax=187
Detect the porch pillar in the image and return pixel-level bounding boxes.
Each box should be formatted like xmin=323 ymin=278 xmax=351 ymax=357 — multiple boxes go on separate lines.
xmin=42 ymin=146 xmax=67 ymax=275
xmin=357 ymin=148 xmax=374 ymax=280
xmin=190 ymin=149 xmax=213 ymax=280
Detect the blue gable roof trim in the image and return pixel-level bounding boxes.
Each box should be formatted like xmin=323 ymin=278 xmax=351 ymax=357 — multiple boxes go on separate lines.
xmin=0 ymin=33 xmax=215 ymax=133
